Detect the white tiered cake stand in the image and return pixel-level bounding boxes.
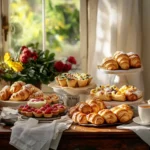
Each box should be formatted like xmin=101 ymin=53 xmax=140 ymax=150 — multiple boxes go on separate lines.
xmin=49 ymin=82 xmax=96 ymax=107
xmin=98 ymin=67 xmax=143 ymax=88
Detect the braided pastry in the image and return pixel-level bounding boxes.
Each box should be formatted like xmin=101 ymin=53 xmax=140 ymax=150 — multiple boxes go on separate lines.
xmin=86 ymin=113 xmax=104 ymax=125
xmin=0 ymin=85 xmax=11 ymax=100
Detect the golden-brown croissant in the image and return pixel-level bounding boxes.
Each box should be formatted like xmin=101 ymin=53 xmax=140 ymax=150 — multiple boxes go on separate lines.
xmin=72 ymin=112 xmax=88 ymax=124
xmin=127 ymin=52 xmax=141 ymax=68
xmin=86 ymin=98 xmax=106 ymax=112
xmin=78 ymin=102 xmax=92 ymax=114
xmin=0 ymin=85 xmax=11 ymax=100
xmin=10 ymin=81 xmax=26 ymax=94
xmin=100 ymin=57 xmax=119 ymax=70
xmin=110 ymin=106 xmax=132 ymax=123
xmin=86 ymin=113 xmax=104 ymax=125
xmin=98 ymin=109 xmax=118 ymax=124
xmin=9 ymin=87 xmax=30 ymax=101
xmin=68 ymin=106 xmax=79 ymax=117
xmin=116 ymin=104 xmax=134 ymax=119
xmin=113 ymin=51 xmax=130 ymax=70
xmin=22 ymin=84 xmax=41 ymax=93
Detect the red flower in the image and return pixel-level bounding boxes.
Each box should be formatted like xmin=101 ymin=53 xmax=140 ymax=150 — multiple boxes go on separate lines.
xmin=67 ymin=56 xmax=77 ymax=64
xmin=63 ymin=63 xmax=72 ymax=72
xmin=22 ymin=48 xmax=32 ymax=57
xmin=54 ymin=61 xmax=65 ymax=72
xmin=21 ymin=46 xmax=27 ymax=51
xmin=31 ymin=52 xmax=38 ymax=61
xmin=19 ymin=54 xmax=28 ymax=63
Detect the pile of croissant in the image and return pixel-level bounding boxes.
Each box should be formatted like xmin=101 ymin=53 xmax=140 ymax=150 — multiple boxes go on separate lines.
xmin=68 ymin=98 xmax=134 ymax=125
xmin=90 ymin=85 xmax=143 ymax=101
xmin=0 ymin=81 xmax=59 ymax=103
xmin=98 ymin=51 xmax=141 ymax=70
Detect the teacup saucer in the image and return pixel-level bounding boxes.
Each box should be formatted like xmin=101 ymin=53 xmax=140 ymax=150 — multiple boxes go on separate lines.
xmin=133 ymin=116 xmax=150 ymax=126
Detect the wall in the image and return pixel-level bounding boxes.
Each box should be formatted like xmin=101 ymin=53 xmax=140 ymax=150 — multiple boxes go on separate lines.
xmin=142 ymin=0 xmax=150 ymax=100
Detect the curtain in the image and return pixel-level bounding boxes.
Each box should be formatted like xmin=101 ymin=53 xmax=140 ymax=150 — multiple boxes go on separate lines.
xmin=88 ymin=0 xmax=144 ymax=93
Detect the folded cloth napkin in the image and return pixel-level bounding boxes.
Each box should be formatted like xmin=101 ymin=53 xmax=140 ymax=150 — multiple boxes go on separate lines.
xmin=9 ymin=115 xmax=73 ymax=150
xmin=117 ymin=122 xmax=150 ymax=146
xmin=1 ymin=107 xmax=18 ymax=119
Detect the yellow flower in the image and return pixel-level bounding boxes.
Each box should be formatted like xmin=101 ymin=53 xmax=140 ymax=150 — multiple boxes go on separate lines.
xmin=6 ymin=60 xmax=23 ymax=72
xmin=4 ymin=53 xmax=11 ymax=63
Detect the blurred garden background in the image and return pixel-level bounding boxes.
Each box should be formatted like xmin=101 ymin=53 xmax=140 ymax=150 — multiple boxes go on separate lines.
xmin=9 ymin=0 xmax=80 ymax=59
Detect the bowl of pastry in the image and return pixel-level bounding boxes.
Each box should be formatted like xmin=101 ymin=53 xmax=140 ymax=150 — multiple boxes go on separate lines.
xmin=98 ymin=51 xmax=142 ymax=70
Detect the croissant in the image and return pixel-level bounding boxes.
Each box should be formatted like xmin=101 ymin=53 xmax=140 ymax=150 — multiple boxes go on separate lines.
xmin=68 ymin=106 xmax=79 ymax=117
xmin=10 ymin=81 xmax=26 ymax=94
xmin=78 ymin=102 xmax=92 ymax=114
xmin=113 ymin=51 xmax=130 ymax=70
xmin=86 ymin=113 xmax=104 ymax=125
xmin=86 ymin=98 xmax=106 ymax=112
xmin=28 ymin=91 xmax=44 ymax=99
xmin=22 ymin=84 xmax=41 ymax=94
xmin=111 ymin=107 xmax=132 ymax=123
xmin=72 ymin=112 xmax=88 ymax=124
xmin=0 ymin=85 xmax=11 ymax=100
xmin=9 ymin=87 xmax=30 ymax=101
xmin=100 ymin=57 xmax=119 ymax=70
xmin=98 ymin=109 xmax=118 ymax=124
xmin=127 ymin=52 xmax=141 ymax=68
xmin=116 ymin=104 xmax=134 ymax=119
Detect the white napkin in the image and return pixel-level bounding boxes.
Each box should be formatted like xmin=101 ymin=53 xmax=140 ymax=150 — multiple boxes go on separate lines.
xmin=9 ymin=115 xmax=73 ymax=150
xmin=117 ymin=122 xmax=150 ymax=146
xmin=1 ymin=107 xmax=18 ymax=119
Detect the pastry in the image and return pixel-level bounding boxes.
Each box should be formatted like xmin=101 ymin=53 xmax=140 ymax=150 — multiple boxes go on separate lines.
xmin=72 ymin=112 xmax=88 ymax=124
xmin=44 ymin=93 xmax=59 ymax=104
xmin=78 ymin=102 xmax=92 ymax=114
xmin=125 ymin=90 xmax=142 ymax=101
xmin=127 ymin=52 xmax=141 ymax=68
xmin=111 ymin=91 xmax=126 ymax=101
xmin=0 ymin=85 xmax=11 ymax=100
xmin=33 ymin=109 xmax=43 ymax=117
xmin=86 ymin=113 xmax=104 ymax=125
xmin=9 ymin=87 xmax=30 ymax=101
xmin=100 ymin=57 xmax=119 ymax=70
xmin=113 ymin=51 xmax=130 ymax=70
xmin=98 ymin=109 xmax=118 ymax=124
xmin=111 ymin=106 xmax=132 ymax=123
xmin=28 ymin=91 xmax=44 ymax=99
xmin=43 ymin=108 xmax=53 ymax=118
xmin=58 ymin=76 xmax=67 ymax=87
xmin=68 ymin=106 xmax=79 ymax=117
xmin=95 ymin=90 xmax=112 ymax=101
xmin=10 ymin=81 xmax=26 ymax=94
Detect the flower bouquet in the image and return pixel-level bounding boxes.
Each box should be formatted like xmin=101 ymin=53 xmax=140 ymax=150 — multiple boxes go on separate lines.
xmin=0 ymin=46 xmax=77 ymax=86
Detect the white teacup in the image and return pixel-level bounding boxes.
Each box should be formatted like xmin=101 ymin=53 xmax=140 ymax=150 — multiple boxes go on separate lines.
xmin=138 ymin=104 xmax=150 ymax=124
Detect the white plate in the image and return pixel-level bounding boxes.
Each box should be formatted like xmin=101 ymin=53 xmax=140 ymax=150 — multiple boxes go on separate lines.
xmin=98 ymin=67 xmax=143 ymax=75
xmin=0 ymin=100 xmax=27 ymax=108
xmin=103 ymin=97 xmax=144 ymax=107
xmin=133 ymin=116 xmax=150 ymax=126
xmin=49 ymin=82 xmax=96 ymax=95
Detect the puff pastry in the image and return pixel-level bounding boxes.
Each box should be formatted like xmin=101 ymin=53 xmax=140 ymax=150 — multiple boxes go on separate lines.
xmin=0 ymin=85 xmax=11 ymax=100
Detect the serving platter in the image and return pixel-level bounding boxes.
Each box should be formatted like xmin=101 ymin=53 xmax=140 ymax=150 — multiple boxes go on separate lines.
xmin=49 ymin=82 xmax=96 ymax=95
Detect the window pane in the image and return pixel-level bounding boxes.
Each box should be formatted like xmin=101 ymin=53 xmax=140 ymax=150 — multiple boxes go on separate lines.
xmin=9 ymin=0 xmax=42 ymax=51
xmin=45 ymin=0 xmax=80 ymax=59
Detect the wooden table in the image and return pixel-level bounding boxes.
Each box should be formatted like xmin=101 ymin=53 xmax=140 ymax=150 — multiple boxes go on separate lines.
xmin=0 ymin=124 xmax=149 ymax=150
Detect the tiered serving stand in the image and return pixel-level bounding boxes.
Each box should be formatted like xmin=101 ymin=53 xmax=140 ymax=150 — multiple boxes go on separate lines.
xmin=97 ymin=67 xmax=145 ymax=107
xmin=49 ymin=82 xmax=96 ymax=107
